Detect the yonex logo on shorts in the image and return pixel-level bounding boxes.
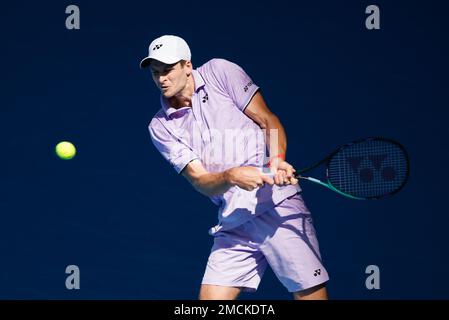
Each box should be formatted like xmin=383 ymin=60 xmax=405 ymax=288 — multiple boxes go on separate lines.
xmin=153 ymin=44 xmax=163 ymax=50
xmin=314 ymin=269 xmax=321 ymax=276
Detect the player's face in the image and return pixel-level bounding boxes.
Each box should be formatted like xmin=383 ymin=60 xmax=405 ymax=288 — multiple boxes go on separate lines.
xmin=149 ymin=60 xmax=191 ymax=98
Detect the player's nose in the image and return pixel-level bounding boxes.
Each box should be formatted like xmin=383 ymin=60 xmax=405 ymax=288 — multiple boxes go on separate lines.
xmin=158 ymin=76 xmax=166 ymax=84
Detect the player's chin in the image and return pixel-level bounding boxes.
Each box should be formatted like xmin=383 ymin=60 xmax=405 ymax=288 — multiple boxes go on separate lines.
xmin=161 ymin=90 xmax=173 ymax=98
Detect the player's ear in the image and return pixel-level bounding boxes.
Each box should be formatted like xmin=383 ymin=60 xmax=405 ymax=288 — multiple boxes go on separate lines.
xmin=185 ymin=61 xmax=193 ymax=76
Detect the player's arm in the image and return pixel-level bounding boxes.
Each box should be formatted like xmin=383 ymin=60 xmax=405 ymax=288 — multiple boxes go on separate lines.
xmin=181 ymin=159 xmax=274 ymax=197
xmin=244 ymin=91 xmax=297 ymax=185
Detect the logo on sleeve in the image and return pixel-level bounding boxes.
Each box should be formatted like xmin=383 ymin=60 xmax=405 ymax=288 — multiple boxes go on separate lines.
xmin=313 ymin=269 xmax=321 ymax=277
xmin=153 ymin=44 xmax=163 ymax=50
xmin=243 ymin=81 xmax=253 ymax=92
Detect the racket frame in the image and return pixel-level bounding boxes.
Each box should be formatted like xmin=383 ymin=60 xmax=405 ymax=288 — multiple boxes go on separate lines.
xmin=294 ymin=137 xmax=410 ymax=200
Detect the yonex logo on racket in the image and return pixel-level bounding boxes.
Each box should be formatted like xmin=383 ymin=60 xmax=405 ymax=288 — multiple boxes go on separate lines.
xmin=347 ymin=154 xmax=396 ymax=183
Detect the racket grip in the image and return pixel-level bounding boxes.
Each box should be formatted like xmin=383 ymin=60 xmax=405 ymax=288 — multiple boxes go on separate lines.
xmin=263 ymin=171 xmax=276 ymax=178
xmin=258 ymin=168 xmax=275 ymax=178
xmin=260 ymin=168 xmax=302 ymax=181
xmin=263 ymin=170 xmax=300 ymax=180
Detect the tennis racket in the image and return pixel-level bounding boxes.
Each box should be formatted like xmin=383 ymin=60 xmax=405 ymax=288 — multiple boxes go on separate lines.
xmin=268 ymin=137 xmax=410 ymax=200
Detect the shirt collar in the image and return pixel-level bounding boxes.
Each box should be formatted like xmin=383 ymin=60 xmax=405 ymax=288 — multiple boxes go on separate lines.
xmin=161 ymin=69 xmax=206 ymax=118
xmin=192 ymin=69 xmax=205 ymax=93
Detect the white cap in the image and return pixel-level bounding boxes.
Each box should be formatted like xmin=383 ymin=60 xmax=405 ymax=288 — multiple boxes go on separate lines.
xmin=140 ymin=35 xmax=191 ymax=68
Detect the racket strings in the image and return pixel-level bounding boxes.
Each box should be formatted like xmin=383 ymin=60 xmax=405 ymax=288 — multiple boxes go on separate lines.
xmin=327 ymin=140 xmax=408 ymax=198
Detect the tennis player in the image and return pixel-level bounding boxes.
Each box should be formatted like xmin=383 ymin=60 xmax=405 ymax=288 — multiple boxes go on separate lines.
xmin=140 ymin=35 xmax=329 ymax=300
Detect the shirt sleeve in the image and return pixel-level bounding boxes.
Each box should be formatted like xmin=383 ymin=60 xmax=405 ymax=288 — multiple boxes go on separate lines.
xmin=148 ymin=118 xmax=199 ymax=174
xmin=209 ymin=58 xmax=260 ymax=112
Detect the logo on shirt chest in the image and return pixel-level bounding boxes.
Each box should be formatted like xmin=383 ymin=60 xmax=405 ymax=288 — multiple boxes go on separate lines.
xmin=202 ymin=93 xmax=209 ymax=103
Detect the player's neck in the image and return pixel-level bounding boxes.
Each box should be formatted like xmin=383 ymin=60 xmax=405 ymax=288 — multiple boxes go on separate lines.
xmin=170 ymin=76 xmax=195 ymax=109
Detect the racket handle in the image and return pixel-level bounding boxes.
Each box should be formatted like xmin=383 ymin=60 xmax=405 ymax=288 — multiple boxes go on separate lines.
xmin=263 ymin=170 xmax=300 ymax=180
xmin=263 ymin=171 xmax=276 ymax=178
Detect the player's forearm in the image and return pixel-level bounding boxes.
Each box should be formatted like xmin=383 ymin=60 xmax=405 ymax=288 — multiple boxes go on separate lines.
xmin=191 ymin=170 xmax=234 ymax=197
xmin=265 ymin=114 xmax=287 ymax=158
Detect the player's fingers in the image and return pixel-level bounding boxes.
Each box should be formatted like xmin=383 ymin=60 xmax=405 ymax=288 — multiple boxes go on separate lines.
xmin=285 ymin=166 xmax=293 ymax=179
xmin=277 ymin=171 xmax=284 ymax=185
xmin=281 ymin=170 xmax=289 ymax=185
xmin=290 ymin=177 xmax=299 ymax=185
xmin=283 ymin=171 xmax=293 ymax=185
xmin=274 ymin=172 xmax=280 ymax=185
xmin=243 ymin=183 xmax=255 ymax=191
xmin=279 ymin=169 xmax=293 ymax=184
xmin=261 ymin=175 xmax=274 ymax=185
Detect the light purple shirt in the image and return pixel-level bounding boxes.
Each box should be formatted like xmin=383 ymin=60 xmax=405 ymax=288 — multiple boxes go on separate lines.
xmin=149 ymin=58 xmax=300 ymax=234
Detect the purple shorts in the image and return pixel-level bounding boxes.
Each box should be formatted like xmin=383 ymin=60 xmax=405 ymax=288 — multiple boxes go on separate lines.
xmin=201 ymin=193 xmax=329 ymax=293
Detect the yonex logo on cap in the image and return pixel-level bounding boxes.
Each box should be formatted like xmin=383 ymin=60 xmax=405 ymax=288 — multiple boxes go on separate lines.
xmin=140 ymin=35 xmax=191 ymax=68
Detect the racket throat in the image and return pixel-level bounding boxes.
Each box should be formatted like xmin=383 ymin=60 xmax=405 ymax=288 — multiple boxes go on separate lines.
xmin=298 ymin=176 xmax=327 ymax=187
xmin=298 ymin=175 xmax=363 ymax=200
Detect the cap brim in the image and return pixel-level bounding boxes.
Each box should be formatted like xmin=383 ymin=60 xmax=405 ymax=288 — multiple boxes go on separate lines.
xmin=140 ymin=55 xmax=184 ymax=69
xmin=139 ymin=57 xmax=152 ymax=69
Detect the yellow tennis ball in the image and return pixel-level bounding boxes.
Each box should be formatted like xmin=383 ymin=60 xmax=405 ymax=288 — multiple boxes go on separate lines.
xmin=55 ymin=141 xmax=76 ymax=160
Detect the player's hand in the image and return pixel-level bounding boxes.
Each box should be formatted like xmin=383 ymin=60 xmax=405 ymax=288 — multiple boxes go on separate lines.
xmin=269 ymin=158 xmax=299 ymax=186
xmin=225 ymin=166 xmax=274 ymax=191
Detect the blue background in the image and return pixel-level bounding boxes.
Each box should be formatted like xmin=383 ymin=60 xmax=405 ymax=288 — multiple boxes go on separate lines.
xmin=1 ymin=0 xmax=448 ymax=299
